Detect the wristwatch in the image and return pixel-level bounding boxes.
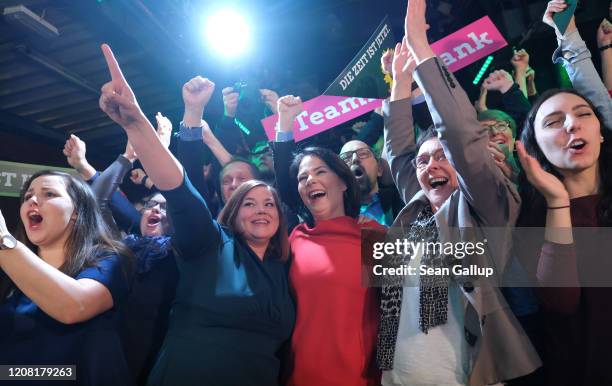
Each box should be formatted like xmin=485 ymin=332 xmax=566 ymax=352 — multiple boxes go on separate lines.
xmin=0 ymin=234 xmax=17 ymax=250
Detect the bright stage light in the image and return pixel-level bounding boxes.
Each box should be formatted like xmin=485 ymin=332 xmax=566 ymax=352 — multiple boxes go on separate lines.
xmin=205 ymin=9 xmax=251 ymax=58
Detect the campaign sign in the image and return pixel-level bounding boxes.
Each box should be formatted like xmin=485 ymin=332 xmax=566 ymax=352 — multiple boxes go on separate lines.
xmin=261 ymin=96 xmax=382 ymax=142
xmin=262 ymin=16 xmax=507 ymax=141
xmin=430 ymin=16 xmax=507 ymax=73
xmin=324 ymin=16 xmax=395 ymax=99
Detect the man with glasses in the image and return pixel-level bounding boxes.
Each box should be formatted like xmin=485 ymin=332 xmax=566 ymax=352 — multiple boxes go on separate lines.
xmin=340 ymin=140 xmax=403 ymax=226
xmin=477 ymin=109 xmax=520 ymax=182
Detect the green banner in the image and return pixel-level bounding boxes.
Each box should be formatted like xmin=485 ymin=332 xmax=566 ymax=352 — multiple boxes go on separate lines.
xmin=323 ymin=16 xmax=395 ymax=99
xmin=0 ymin=160 xmax=76 ymax=198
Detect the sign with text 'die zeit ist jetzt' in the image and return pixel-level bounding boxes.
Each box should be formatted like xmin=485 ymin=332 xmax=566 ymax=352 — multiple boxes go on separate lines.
xmin=324 ymin=16 xmax=395 ymax=99
xmin=261 ymin=16 xmax=508 ymax=142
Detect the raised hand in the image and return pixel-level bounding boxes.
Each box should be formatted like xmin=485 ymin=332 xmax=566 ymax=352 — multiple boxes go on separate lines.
xmin=63 ymin=134 xmax=97 ymax=180
xmin=516 ymin=141 xmax=569 ymax=206
xmin=542 ymin=0 xmax=577 ymax=39
xmin=182 ymin=76 xmax=215 ymax=126
xmin=277 ymin=95 xmax=303 ymax=133
xmin=404 ymin=0 xmax=434 ymax=64
xmin=260 ymin=89 xmax=280 ymax=114
xmin=390 ymin=38 xmax=417 ymax=101
xmin=63 ymin=134 xmax=87 ymax=170
xmin=380 ymin=48 xmax=394 ymax=76
xmin=392 ymin=38 xmax=417 ymax=85
xmin=511 ymin=49 xmax=530 ymax=74
xmin=155 ymin=112 xmax=172 ymax=148
xmin=597 ymin=18 xmax=612 ymax=48
xmin=99 ymin=44 xmax=147 ymax=129
xmin=222 ymin=87 xmax=239 ymax=118
xmin=483 ymin=70 xmax=514 ymax=94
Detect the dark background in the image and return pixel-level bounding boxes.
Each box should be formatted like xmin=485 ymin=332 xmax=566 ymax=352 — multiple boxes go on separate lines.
xmin=0 ymin=0 xmax=609 ymax=230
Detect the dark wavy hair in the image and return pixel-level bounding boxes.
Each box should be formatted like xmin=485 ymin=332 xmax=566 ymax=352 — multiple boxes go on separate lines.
xmin=289 ymin=147 xmax=361 ymax=225
xmin=217 ymin=179 xmax=289 ymax=261
xmin=1 ymin=170 xmax=133 ymax=302
xmin=518 ymin=88 xmax=612 ymax=226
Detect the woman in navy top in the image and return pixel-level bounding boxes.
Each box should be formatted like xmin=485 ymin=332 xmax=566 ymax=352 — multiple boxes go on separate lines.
xmin=0 ymin=170 xmax=133 ymax=386
xmin=98 ymin=44 xmax=295 ymax=386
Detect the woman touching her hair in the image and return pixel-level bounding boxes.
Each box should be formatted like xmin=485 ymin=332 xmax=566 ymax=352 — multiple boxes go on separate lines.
xmin=517 ymin=87 xmax=612 ymax=385
xmin=0 ymin=170 xmax=134 ymax=385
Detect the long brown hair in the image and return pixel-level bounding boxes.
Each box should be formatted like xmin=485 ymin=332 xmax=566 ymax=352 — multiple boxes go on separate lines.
xmin=1 ymin=170 xmax=133 ymax=301
xmin=218 ymin=180 xmax=289 ymax=261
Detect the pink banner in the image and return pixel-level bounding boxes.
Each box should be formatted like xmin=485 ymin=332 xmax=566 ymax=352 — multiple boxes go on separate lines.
xmin=430 ymin=16 xmax=507 ymax=73
xmin=262 ymin=96 xmax=382 ymax=142
xmin=262 ymin=16 xmax=506 ymax=142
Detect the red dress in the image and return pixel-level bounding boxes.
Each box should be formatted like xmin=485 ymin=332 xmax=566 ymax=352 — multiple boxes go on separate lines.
xmin=287 ymin=216 xmax=385 ymax=386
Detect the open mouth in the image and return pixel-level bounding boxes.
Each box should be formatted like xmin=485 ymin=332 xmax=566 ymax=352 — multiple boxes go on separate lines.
xmin=350 ymin=164 xmax=365 ymax=179
xmin=27 ymin=211 xmax=43 ymax=228
xmin=567 ymin=139 xmax=586 ymax=151
xmin=308 ymin=190 xmax=326 ymax=201
xmin=147 ymin=216 xmax=161 ymax=227
xmin=252 ymin=219 xmax=270 ymax=225
xmin=492 ymin=137 xmax=506 ymax=145
xmin=429 ymin=177 xmax=449 ymax=189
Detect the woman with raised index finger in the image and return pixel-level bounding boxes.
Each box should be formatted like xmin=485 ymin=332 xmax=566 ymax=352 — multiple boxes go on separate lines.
xmin=97 ymin=44 xmax=295 ymax=386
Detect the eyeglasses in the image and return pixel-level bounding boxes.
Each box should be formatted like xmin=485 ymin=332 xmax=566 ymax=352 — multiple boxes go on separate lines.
xmin=412 ymin=150 xmax=448 ymax=170
xmin=483 ymin=120 xmax=512 ymax=135
xmin=143 ymin=200 xmax=167 ymax=213
xmin=339 ymin=148 xmax=373 ymax=163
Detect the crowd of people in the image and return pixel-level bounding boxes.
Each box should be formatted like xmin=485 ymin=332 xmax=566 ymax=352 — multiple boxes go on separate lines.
xmin=0 ymin=0 xmax=611 ymax=385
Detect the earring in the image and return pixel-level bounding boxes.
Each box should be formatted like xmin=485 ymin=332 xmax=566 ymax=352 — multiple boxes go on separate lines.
xmin=601 ymin=135 xmax=604 ymax=143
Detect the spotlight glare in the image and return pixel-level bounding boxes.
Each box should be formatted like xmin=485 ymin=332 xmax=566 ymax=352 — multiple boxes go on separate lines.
xmin=205 ymin=9 xmax=251 ymax=58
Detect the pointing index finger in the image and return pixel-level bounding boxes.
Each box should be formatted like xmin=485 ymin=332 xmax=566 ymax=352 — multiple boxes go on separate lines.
xmin=101 ymin=44 xmax=127 ymax=84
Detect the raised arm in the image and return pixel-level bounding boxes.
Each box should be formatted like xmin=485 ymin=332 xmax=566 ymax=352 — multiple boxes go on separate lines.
xmin=214 ymin=87 xmax=250 ymax=156
xmin=483 ymin=70 xmax=532 ymax=134
xmin=91 ymin=138 xmax=137 ymax=215
xmin=98 ymin=44 xmax=220 ymax=253
xmin=182 ymin=75 xmax=231 ymax=166
xmin=543 ymin=4 xmax=612 ymax=129
xmin=383 ymin=39 xmax=419 ymax=205
xmin=597 ymin=19 xmax=612 ymax=92
xmin=272 ymin=95 xmax=303 ymax=209
xmin=405 ymin=0 xmax=520 ymax=226
xmin=63 ymin=134 xmax=96 ymax=181
xmin=510 ymin=49 xmax=530 ymax=98
xmin=98 ymin=44 xmax=181 ymax=190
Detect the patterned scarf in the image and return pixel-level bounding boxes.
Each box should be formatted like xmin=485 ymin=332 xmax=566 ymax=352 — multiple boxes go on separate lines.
xmin=377 ymin=205 xmax=457 ymax=369
xmin=411 ymin=205 xmax=453 ymax=334
xmin=123 ymin=235 xmax=173 ymax=274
